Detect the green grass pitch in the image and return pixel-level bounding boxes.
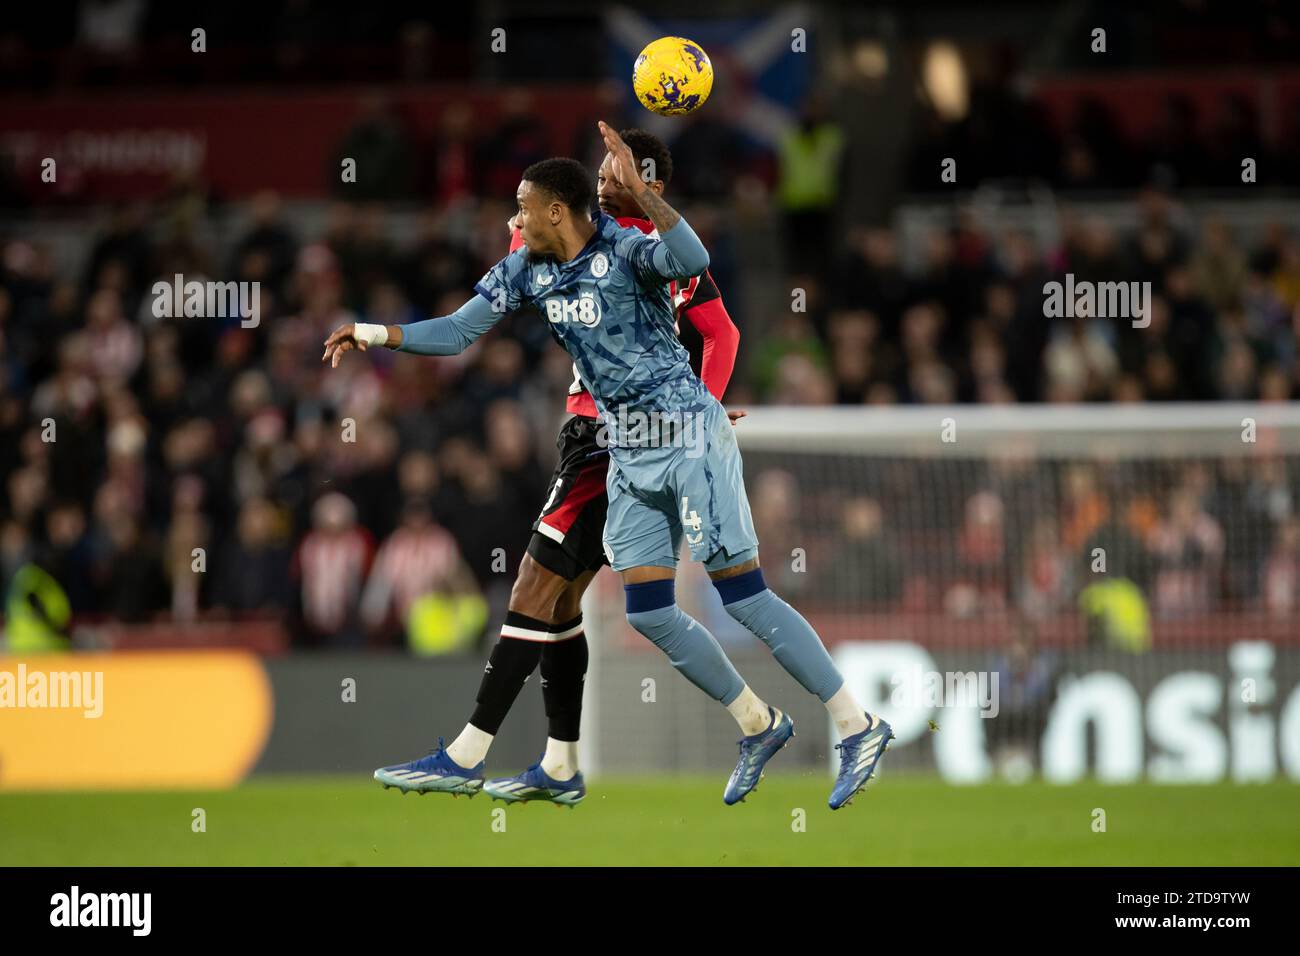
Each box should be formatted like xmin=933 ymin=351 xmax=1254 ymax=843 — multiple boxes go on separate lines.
xmin=2 ymin=775 xmax=1297 ymax=866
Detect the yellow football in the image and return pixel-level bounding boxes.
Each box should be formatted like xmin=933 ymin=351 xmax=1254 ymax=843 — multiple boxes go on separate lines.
xmin=632 ymin=36 xmax=714 ymax=116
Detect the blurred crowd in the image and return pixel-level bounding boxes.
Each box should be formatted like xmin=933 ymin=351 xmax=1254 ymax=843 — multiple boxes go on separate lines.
xmin=3 ymin=180 xmax=1298 ymax=650
xmin=763 ymin=185 xmax=1300 ymax=408
xmin=905 ymin=86 xmax=1300 ymax=194
xmin=0 ymin=193 xmax=574 ymax=649
xmin=0 ymin=0 xmax=483 ymax=90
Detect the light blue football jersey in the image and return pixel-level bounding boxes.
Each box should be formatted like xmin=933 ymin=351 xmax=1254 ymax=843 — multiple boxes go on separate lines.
xmin=474 ymin=211 xmax=714 ymax=456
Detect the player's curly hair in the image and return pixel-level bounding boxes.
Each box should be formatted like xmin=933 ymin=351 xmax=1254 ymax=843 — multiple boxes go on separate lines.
xmin=619 ymin=128 xmax=673 ymax=186
xmin=522 ymin=158 xmax=596 ymax=213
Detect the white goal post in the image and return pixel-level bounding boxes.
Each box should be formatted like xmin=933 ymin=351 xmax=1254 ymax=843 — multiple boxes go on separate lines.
xmin=735 ymin=402 xmax=1300 ymax=457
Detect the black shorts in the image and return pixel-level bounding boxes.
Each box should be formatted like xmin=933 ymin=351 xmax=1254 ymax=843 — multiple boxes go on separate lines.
xmin=527 ymin=415 xmax=611 ymax=581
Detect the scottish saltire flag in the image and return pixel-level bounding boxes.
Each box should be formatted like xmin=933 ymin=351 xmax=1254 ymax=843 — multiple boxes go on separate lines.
xmin=605 ymin=5 xmax=814 ymax=148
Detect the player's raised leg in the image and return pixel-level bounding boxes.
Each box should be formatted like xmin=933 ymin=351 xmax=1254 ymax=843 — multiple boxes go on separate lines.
xmin=685 ymin=401 xmax=894 ymax=809
xmin=605 ymin=461 xmax=793 ymax=805
xmin=481 ymin=569 xmax=597 ymax=806
xmin=624 ymin=567 xmax=793 ymax=805
xmin=710 ymin=558 xmax=894 ymax=809
xmin=478 ymin=431 xmax=612 ymax=805
xmin=376 ymin=418 xmax=609 ymax=799
xmin=373 ymin=554 xmax=573 ymax=797
xmin=537 ymin=575 xmax=591 ymax=779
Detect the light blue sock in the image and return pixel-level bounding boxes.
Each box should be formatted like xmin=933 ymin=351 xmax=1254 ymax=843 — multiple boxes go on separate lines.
xmin=715 ymin=568 xmax=844 ymax=702
xmin=625 ymin=579 xmax=745 ymax=705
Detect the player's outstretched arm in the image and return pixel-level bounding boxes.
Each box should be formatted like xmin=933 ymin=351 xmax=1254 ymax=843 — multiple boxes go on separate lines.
xmin=322 ymin=295 xmax=505 ymax=367
xmin=392 ymin=295 xmax=505 ymax=355
xmin=599 ymin=120 xmax=709 ymax=279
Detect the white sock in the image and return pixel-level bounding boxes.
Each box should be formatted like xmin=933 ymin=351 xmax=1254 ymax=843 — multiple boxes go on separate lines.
xmin=446 ymin=724 xmax=493 ymax=768
xmin=826 ymin=685 xmax=870 ymax=738
xmin=727 ymin=685 xmax=776 ymax=736
xmin=541 ymin=738 xmax=580 ymax=781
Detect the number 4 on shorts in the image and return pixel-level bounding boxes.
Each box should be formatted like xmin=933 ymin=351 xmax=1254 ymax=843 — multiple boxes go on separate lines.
xmin=682 ymin=496 xmax=704 ymax=544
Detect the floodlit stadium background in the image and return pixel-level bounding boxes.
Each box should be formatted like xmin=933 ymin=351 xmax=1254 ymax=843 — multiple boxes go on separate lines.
xmin=1 ymin=1 xmax=1299 ymax=863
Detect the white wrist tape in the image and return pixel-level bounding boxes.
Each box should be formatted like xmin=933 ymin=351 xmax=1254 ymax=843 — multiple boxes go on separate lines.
xmin=353 ymin=323 xmax=389 ymax=348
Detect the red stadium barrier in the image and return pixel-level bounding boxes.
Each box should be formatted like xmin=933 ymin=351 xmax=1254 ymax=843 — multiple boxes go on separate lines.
xmin=1035 ymin=69 xmax=1300 ymax=145
xmin=73 ymin=618 xmax=290 ymax=655
xmin=0 ymin=85 xmax=604 ymax=201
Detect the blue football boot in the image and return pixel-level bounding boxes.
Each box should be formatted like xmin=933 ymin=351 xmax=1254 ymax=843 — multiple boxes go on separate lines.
xmin=483 ymin=761 xmax=586 ymax=807
xmin=723 ymin=707 xmax=795 ymax=805
xmin=373 ymin=737 xmax=485 ymax=796
xmin=828 ymin=714 xmax=894 ymax=809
